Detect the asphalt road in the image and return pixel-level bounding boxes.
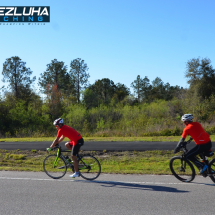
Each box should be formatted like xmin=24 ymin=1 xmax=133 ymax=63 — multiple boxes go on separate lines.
xmin=0 ymin=141 xmax=205 ymax=151
xmin=0 ymin=171 xmax=215 ymax=215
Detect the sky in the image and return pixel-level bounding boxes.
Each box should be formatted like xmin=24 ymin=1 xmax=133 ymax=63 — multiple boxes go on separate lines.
xmin=0 ymin=0 xmax=215 ymax=96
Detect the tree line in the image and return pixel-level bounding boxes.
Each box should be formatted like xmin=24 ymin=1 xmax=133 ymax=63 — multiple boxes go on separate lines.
xmin=1 ymin=56 xmax=215 ymax=137
xmin=1 ymin=56 xmax=183 ymax=107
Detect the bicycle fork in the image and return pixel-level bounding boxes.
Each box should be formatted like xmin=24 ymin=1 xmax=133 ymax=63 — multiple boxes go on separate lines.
xmin=53 ymin=150 xmax=60 ymax=168
xmin=180 ymin=160 xmax=186 ymax=172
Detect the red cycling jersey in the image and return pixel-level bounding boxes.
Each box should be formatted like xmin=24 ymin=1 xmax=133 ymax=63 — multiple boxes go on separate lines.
xmin=57 ymin=125 xmax=82 ymax=146
xmin=182 ymin=122 xmax=210 ymax=145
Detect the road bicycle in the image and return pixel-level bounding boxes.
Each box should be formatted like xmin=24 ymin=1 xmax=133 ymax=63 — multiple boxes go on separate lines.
xmin=43 ymin=145 xmax=101 ymax=180
xmin=169 ymin=138 xmax=215 ymax=183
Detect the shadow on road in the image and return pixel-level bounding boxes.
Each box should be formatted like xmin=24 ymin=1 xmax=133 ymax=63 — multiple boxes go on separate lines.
xmin=76 ymin=180 xmax=189 ymax=193
xmin=191 ymin=182 xmax=215 ymax=186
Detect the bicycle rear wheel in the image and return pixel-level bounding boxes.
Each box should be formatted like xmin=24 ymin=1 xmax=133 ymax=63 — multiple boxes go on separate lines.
xmin=169 ymin=156 xmax=195 ymax=182
xmin=43 ymin=155 xmax=67 ymax=179
xmin=79 ymin=155 xmax=101 ymax=180
xmin=208 ymin=158 xmax=215 ymax=183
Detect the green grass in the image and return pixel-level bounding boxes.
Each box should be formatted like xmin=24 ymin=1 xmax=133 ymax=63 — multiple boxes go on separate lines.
xmin=99 ymin=151 xmax=172 ymax=174
xmin=0 ymin=149 xmax=214 ymax=175
xmin=2 ymin=135 xmax=215 ymax=142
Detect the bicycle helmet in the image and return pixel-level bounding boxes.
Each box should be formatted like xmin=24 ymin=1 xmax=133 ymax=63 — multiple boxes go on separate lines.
xmin=53 ymin=118 xmax=64 ymax=126
xmin=181 ymin=114 xmax=193 ymax=122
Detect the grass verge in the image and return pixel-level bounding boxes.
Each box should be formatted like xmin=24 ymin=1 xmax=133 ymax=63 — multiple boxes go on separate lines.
xmin=0 ymin=149 xmax=214 ymax=175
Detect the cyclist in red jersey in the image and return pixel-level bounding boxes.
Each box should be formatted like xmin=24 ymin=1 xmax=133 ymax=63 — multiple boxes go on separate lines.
xmin=174 ymin=114 xmax=212 ymax=175
xmin=48 ymin=118 xmax=84 ymax=178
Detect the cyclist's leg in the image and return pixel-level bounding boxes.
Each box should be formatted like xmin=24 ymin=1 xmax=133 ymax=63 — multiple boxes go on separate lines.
xmin=71 ymin=139 xmax=84 ymax=173
xmin=198 ymin=142 xmax=212 ymax=174
xmin=72 ymin=138 xmax=84 ymax=157
xmin=186 ymin=145 xmax=203 ymax=169
xmin=65 ymin=142 xmax=72 ymax=150
xmin=202 ymin=141 xmax=212 ymax=152
xmin=186 ymin=142 xmax=212 ymax=169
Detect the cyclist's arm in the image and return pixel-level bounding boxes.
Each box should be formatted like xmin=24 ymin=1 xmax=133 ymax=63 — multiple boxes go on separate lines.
xmin=58 ymin=135 xmax=65 ymax=142
xmin=50 ymin=135 xmax=65 ymax=148
xmin=174 ymin=137 xmax=185 ymax=153
xmin=176 ymin=137 xmax=185 ymax=147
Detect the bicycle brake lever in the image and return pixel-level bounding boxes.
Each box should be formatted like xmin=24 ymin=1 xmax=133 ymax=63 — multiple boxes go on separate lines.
xmin=187 ymin=138 xmax=193 ymax=144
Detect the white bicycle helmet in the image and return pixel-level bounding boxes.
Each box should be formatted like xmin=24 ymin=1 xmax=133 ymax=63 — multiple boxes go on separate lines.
xmin=181 ymin=114 xmax=193 ymax=122
xmin=53 ymin=118 xmax=64 ymax=126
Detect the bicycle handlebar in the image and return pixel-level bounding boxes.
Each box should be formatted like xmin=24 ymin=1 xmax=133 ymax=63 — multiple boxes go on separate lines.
xmin=47 ymin=145 xmax=71 ymax=153
xmin=49 ymin=144 xmax=60 ymax=151
xmin=186 ymin=137 xmax=193 ymax=144
xmin=176 ymin=137 xmax=193 ymax=153
xmin=182 ymin=137 xmax=193 ymax=147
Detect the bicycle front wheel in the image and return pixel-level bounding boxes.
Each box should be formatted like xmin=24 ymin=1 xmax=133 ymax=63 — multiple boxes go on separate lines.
xmin=79 ymin=155 xmax=101 ymax=180
xmin=43 ymin=155 xmax=67 ymax=179
xmin=169 ymin=156 xmax=195 ymax=182
xmin=208 ymin=158 xmax=215 ymax=183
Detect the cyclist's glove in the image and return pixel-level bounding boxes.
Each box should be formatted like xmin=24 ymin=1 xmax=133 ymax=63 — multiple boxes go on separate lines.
xmin=47 ymin=148 xmax=52 ymax=152
xmin=174 ymin=137 xmax=186 ymax=153
xmin=174 ymin=141 xmax=187 ymax=153
xmin=173 ymin=147 xmax=180 ymax=154
xmin=181 ymin=141 xmax=187 ymax=147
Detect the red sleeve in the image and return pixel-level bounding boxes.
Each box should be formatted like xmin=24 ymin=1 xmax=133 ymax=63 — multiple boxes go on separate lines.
xmin=182 ymin=127 xmax=188 ymax=139
xmin=57 ymin=129 xmax=63 ymax=138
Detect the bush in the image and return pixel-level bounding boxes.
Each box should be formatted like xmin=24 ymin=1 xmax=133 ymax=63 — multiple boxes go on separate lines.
xmin=2 ymin=96 xmax=215 ymax=137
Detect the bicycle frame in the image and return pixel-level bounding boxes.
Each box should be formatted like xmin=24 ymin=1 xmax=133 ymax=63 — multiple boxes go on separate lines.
xmin=53 ymin=148 xmax=61 ymax=168
xmin=50 ymin=145 xmax=92 ymax=172
xmin=56 ymin=147 xmax=91 ymax=171
xmin=78 ymin=156 xmax=91 ymax=172
xmin=52 ymin=146 xmax=74 ymax=170
xmin=179 ymin=139 xmax=213 ymax=175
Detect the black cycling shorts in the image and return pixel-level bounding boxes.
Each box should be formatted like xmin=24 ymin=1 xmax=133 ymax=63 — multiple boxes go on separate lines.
xmin=72 ymin=138 xmax=84 ymax=156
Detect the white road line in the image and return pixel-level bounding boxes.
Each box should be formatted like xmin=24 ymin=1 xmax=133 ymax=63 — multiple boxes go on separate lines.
xmin=0 ymin=177 xmax=73 ymax=182
xmin=0 ymin=177 xmax=210 ymax=185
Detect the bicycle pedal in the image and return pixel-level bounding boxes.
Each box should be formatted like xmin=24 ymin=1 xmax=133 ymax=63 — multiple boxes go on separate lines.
xmin=201 ymin=172 xmax=208 ymax=178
